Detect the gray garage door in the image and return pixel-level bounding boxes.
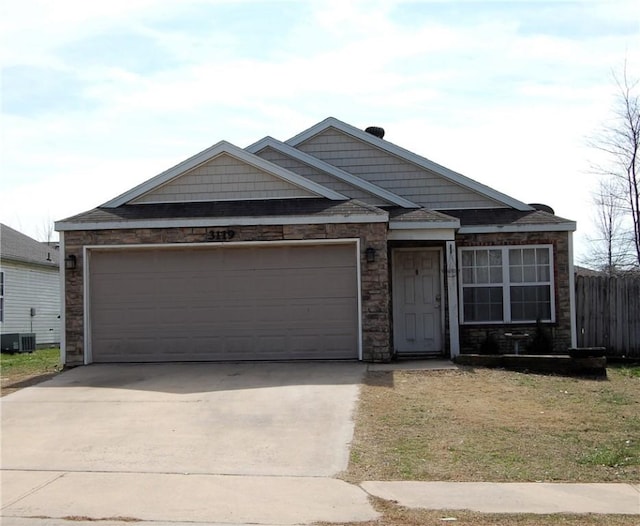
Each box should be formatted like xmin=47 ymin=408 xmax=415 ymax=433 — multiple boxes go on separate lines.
xmin=88 ymin=243 xmax=359 ymax=362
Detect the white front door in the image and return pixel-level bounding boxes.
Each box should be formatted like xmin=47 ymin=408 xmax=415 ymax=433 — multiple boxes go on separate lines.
xmin=393 ymin=249 xmax=442 ymax=355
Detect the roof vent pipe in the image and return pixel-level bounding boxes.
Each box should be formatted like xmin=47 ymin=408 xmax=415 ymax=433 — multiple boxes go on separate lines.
xmin=529 ymin=203 xmax=555 ymax=214
xmin=365 ymin=126 xmax=385 ymax=139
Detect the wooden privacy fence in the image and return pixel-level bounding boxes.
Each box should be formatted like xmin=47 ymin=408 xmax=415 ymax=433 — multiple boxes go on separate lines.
xmin=575 ymin=274 xmax=640 ymax=358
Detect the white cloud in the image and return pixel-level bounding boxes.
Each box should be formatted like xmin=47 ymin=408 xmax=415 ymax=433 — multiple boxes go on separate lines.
xmin=1 ymin=0 xmax=637 ymax=262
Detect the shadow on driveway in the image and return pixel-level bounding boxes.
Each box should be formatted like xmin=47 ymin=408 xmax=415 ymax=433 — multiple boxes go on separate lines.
xmin=25 ymin=361 xmax=367 ymax=394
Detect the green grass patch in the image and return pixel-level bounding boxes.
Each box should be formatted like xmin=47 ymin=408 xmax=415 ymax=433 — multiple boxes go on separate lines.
xmin=615 ymin=364 xmax=640 ymax=378
xmin=580 ymin=439 xmax=640 ymax=468
xmin=1 ymin=347 xmax=61 ymax=377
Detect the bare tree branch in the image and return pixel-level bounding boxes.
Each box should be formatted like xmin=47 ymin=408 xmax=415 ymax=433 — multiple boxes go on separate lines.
xmin=587 ymin=62 xmax=640 ymax=271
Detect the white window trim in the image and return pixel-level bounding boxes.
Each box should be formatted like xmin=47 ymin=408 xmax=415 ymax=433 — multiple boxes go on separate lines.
xmin=458 ymin=244 xmax=556 ymax=325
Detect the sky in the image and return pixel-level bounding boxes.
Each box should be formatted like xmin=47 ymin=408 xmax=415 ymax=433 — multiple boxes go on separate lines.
xmin=1 ymin=0 xmax=638 ymax=263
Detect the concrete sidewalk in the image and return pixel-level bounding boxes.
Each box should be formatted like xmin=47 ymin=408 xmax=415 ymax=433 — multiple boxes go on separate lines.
xmin=1 ymin=470 xmax=378 ymax=525
xmin=3 ymin=471 xmax=639 ymax=525
xmin=362 ymin=481 xmax=640 ymax=515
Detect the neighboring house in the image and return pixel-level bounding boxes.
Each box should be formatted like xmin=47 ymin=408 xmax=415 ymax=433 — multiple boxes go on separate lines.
xmin=55 ymin=117 xmax=577 ymax=365
xmin=0 ymin=224 xmax=61 ymax=347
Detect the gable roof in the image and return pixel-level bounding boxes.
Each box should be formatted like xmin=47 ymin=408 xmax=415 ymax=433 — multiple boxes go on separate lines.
xmin=0 ymin=223 xmax=59 ymax=268
xmin=286 ymin=117 xmax=534 ymax=212
xmin=102 ymin=140 xmax=348 ymax=208
xmin=246 ymin=136 xmax=420 ymax=209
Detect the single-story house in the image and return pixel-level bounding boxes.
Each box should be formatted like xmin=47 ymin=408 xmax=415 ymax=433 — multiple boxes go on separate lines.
xmin=55 ymin=117 xmax=577 ymax=365
xmin=0 ymin=223 xmax=61 ymax=348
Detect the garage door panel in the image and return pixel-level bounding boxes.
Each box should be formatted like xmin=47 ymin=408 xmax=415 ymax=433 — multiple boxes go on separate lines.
xmin=89 ymin=244 xmax=359 ymax=362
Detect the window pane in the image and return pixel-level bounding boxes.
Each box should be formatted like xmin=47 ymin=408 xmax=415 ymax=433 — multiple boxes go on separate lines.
xmin=539 ymin=286 xmax=551 ymax=302
xmin=511 ymin=287 xmax=523 ymax=301
xmin=489 ymin=250 xmax=502 ymax=266
xmin=490 ymin=304 xmax=503 ymax=320
xmin=476 ymin=250 xmax=488 ymax=266
xmin=510 ymin=266 xmax=523 ymax=283
xmin=510 ymin=285 xmax=551 ymax=321
xmin=524 ymin=303 xmax=539 ymax=320
xmin=489 ymin=287 xmax=503 ymax=302
xmin=510 ymin=249 xmax=522 ymax=265
xmin=538 ymin=265 xmax=550 ymax=281
xmin=462 ymin=268 xmax=474 ymax=284
xmin=476 ymin=267 xmax=489 ymax=284
xmin=463 ymin=287 xmax=503 ymax=322
xmin=536 ymin=248 xmax=550 ymax=264
xmin=523 ymin=265 xmax=537 ymax=282
xmin=462 ymin=251 xmax=474 ymax=266
xmin=523 ymin=249 xmax=536 ymax=264
xmin=490 ymin=267 xmax=503 ymax=283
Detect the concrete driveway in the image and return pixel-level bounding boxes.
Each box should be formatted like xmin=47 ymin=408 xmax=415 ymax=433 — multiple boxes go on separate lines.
xmin=1 ymin=362 xmax=379 ymax=524
xmin=2 ymin=362 xmax=363 ymax=476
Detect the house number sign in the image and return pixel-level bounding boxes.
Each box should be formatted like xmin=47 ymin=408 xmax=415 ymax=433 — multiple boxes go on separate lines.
xmin=206 ymin=229 xmax=235 ymax=241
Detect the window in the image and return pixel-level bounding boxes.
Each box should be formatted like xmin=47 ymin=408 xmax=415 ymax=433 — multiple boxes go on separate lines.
xmin=460 ymin=246 xmax=554 ymax=324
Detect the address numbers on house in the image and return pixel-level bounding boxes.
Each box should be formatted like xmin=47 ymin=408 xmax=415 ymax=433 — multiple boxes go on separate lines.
xmin=206 ymin=229 xmax=235 ymax=241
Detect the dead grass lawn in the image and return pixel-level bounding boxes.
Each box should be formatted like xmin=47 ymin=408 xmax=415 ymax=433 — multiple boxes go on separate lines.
xmin=345 ymin=367 xmax=640 ymax=483
xmin=316 ymin=497 xmax=640 ymax=525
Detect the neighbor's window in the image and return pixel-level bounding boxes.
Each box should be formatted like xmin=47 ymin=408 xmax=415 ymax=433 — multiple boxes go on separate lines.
xmin=459 ymin=246 xmax=554 ymax=324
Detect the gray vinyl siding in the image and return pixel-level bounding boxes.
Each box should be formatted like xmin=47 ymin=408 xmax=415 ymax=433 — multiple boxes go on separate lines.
xmin=132 ymin=153 xmax=317 ymax=204
xmin=296 ymin=128 xmax=505 ymax=209
xmin=0 ymin=261 xmax=60 ymax=345
xmin=256 ymin=147 xmax=385 ymax=206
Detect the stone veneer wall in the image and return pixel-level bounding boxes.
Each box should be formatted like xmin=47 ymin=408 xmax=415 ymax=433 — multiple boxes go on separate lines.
xmin=456 ymin=231 xmax=573 ymax=354
xmin=62 ymin=223 xmax=391 ymax=365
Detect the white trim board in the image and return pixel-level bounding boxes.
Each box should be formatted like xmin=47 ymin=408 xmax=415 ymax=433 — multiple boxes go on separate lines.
xmin=387 ymin=228 xmax=456 ymax=241
xmin=458 ymin=222 xmax=576 ymax=234
xmin=83 ymin=245 xmax=91 ymax=365
xmin=286 ymin=117 xmax=534 ymax=212
xmin=246 ymin=136 xmax=420 ymax=209
xmin=59 ymin=232 xmax=67 ymax=365
xmin=102 ymin=140 xmax=348 ymax=208
xmin=389 ymin=220 xmax=460 ymax=230
xmin=445 ymin=240 xmax=460 ymax=357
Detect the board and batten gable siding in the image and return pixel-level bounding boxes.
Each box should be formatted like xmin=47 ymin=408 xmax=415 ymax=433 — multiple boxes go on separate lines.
xmin=255 ymin=146 xmax=386 ymax=206
xmin=132 ymin=153 xmax=318 ymax=204
xmin=296 ymin=128 xmax=506 ymax=210
xmin=0 ymin=260 xmax=60 ymax=345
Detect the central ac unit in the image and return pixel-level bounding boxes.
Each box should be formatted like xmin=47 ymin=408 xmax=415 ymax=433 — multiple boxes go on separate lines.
xmin=1 ymin=333 xmax=36 ymax=353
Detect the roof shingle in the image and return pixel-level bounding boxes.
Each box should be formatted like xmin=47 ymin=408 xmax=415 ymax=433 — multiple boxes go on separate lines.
xmin=0 ymin=224 xmax=59 ymax=267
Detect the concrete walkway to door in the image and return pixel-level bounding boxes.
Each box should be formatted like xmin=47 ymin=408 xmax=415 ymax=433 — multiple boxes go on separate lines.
xmin=1 ymin=362 xmax=379 ymax=524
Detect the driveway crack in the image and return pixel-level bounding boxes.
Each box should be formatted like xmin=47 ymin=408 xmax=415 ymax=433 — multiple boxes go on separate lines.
xmin=1 ymin=471 xmax=67 ymax=510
